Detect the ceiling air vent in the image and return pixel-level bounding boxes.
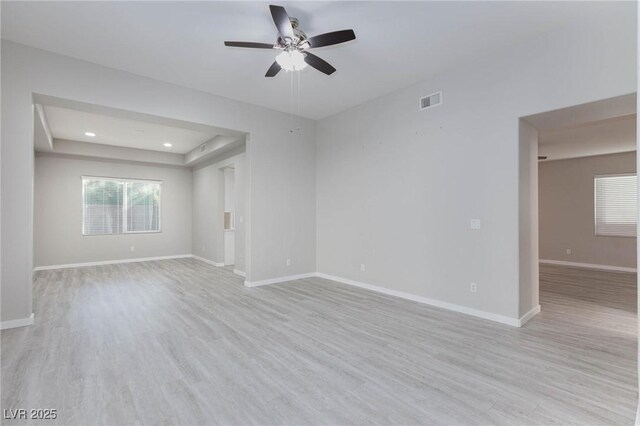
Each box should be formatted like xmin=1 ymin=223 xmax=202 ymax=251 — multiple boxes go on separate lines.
xmin=420 ymin=91 xmax=442 ymax=111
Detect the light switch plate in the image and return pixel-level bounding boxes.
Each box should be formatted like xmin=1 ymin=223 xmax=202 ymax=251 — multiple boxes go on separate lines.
xmin=470 ymin=219 xmax=481 ymax=230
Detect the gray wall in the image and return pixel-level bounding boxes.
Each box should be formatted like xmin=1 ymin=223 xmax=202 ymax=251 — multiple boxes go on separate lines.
xmin=2 ymin=40 xmax=317 ymax=323
xmin=316 ymin=10 xmax=636 ymax=320
xmin=34 ymin=155 xmax=192 ymax=267
xmin=192 ymin=151 xmax=246 ymax=272
xmin=539 ymin=152 xmax=637 ymax=269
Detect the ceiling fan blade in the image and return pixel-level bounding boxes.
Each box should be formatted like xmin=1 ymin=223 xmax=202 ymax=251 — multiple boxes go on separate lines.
xmin=304 ymin=52 xmax=336 ymax=75
xmin=224 ymin=41 xmax=275 ymax=49
xmin=269 ymin=5 xmax=294 ymax=41
xmin=265 ymin=61 xmax=282 ymax=77
xmin=308 ymin=30 xmax=356 ymax=48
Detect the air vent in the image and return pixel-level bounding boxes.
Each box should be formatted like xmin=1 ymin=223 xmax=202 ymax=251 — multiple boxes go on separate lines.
xmin=200 ymin=144 xmax=207 ymax=153
xmin=420 ymin=91 xmax=442 ymax=110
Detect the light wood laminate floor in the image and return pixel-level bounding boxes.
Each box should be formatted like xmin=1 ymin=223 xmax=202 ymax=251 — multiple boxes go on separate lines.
xmin=1 ymin=260 xmax=637 ymax=425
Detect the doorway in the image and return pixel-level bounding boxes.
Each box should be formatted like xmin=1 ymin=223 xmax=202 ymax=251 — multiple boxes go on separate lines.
xmin=519 ymin=92 xmax=637 ymax=352
xmin=517 ymin=93 xmax=638 ymax=420
xmin=519 ymin=93 xmax=638 ymax=317
xmin=535 ymin=102 xmax=637 ymax=319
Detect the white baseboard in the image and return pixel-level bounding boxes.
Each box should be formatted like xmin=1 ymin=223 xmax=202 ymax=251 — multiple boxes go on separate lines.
xmin=1 ymin=313 xmax=34 ymax=330
xmin=242 ymin=271 xmax=537 ymax=328
xmin=33 ymin=254 xmax=193 ymax=271
xmin=540 ymin=259 xmax=636 ymax=273
xmin=191 ymin=255 xmax=224 ymax=267
xmin=244 ymin=272 xmax=316 ymax=288
xmin=315 ymin=273 xmax=524 ymax=327
xmin=233 ymin=269 xmax=246 ymax=277
xmin=518 ymin=305 xmax=541 ymax=327
xmin=30 ymin=254 xmax=541 ymax=329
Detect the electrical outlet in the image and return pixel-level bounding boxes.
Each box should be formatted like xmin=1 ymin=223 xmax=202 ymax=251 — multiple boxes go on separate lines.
xmin=360 ymin=264 xmax=366 ymax=272
xmin=286 ymin=258 xmax=291 ymax=266
xmin=130 ymin=246 xmax=135 ymax=252
xmin=470 ymin=219 xmax=481 ymax=230
xmin=239 ymin=216 xmax=244 ymax=224
xmin=470 ymin=282 xmax=477 ymax=293
xmin=566 ymin=248 xmax=572 ymax=255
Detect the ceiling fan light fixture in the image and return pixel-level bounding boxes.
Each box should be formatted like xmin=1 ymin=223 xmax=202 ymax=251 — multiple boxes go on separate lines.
xmin=275 ymin=49 xmax=307 ymax=71
xmin=224 ymin=5 xmax=355 ymax=77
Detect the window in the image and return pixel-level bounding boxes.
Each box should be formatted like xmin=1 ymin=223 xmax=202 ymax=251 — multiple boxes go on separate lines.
xmin=594 ymin=174 xmax=637 ymax=237
xmin=82 ymin=177 xmax=161 ymax=235
xmin=125 ymin=180 xmax=162 ymax=233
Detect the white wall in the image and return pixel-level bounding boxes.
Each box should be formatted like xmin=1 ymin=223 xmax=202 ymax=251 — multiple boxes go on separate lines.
xmin=519 ymin=120 xmax=539 ymax=316
xmin=538 ymin=152 xmax=637 ymax=269
xmin=223 ymin=167 xmax=236 ymax=266
xmin=53 ymin=139 xmax=185 ymax=166
xmin=34 ymin=106 xmax=52 ymax=151
xmin=232 ymin=155 xmax=245 ymax=273
xmin=1 ymin=6 xmax=635 ymax=326
xmin=224 ymin=167 xmax=235 ymax=213
xmin=1 ymin=41 xmax=316 ymax=324
xmin=192 ymin=151 xmax=246 ymax=271
xmin=316 ymin=9 xmax=636 ymax=321
xmin=34 ymin=155 xmax=192 ymax=267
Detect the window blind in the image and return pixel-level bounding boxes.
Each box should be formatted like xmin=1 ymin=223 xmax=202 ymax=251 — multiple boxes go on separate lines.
xmin=82 ymin=177 xmax=161 ymax=235
xmin=594 ymin=174 xmax=637 ymax=237
xmin=125 ymin=181 xmax=161 ymax=233
xmin=83 ymin=179 xmax=123 ymax=235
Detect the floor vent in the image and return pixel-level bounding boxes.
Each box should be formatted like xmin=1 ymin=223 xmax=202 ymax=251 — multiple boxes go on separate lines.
xmin=420 ymin=91 xmax=442 ymax=110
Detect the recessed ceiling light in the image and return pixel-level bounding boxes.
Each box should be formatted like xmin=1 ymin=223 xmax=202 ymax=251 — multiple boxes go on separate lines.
xmin=85 ymin=132 xmax=96 ymax=137
xmin=164 ymin=143 xmax=173 ymax=148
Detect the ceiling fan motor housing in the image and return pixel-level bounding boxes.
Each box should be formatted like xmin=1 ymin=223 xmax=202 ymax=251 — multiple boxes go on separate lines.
xmin=277 ymin=18 xmax=309 ymax=49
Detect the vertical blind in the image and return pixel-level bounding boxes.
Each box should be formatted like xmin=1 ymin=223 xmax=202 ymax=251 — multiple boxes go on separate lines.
xmin=82 ymin=177 xmax=161 ymax=235
xmin=594 ymin=174 xmax=637 ymax=237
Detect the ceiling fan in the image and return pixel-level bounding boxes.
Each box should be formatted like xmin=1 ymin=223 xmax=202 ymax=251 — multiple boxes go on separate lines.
xmin=224 ymin=5 xmax=356 ymax=77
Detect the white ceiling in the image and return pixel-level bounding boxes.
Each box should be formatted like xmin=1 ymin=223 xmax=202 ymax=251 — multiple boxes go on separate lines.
xmin=2 ymin=1 xmax=631 ymax=119
xmin=43 ymin=105 xmax=220 ymax=154
xmin=539 ymin=115 xmax=636 ymax=161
